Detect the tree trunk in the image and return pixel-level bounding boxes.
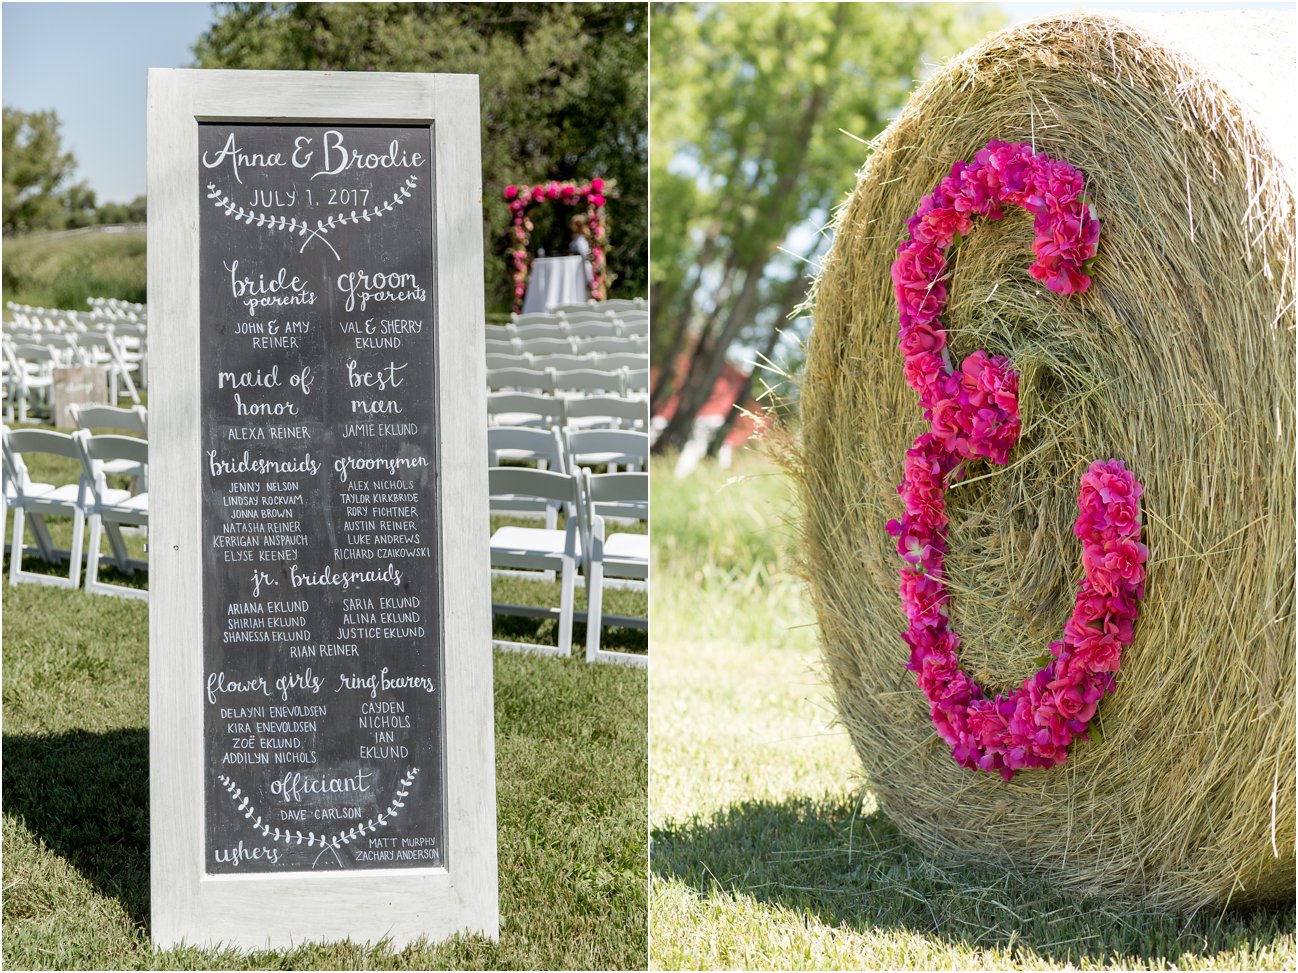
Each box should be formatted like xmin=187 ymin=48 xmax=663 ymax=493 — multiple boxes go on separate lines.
xmin=706 ymin=265 xmax=811 ymax=457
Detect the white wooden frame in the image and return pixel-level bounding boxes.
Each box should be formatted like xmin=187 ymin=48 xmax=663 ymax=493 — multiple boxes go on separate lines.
xmin=147 ymin=69 xmax=497 ymax=950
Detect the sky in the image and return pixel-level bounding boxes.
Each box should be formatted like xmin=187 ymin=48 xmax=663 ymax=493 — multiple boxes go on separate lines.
xmin=1 ymin=1 xmax=1292 ymax=206
xmin=2 ymin=2 xmax=217 ymax=203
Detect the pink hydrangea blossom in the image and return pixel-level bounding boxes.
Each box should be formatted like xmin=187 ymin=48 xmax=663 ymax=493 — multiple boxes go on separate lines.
xmin=888 ymin=141 xmax=1142 ymax=781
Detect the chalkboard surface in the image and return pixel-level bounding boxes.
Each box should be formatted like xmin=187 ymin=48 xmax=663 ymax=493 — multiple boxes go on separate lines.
xmin=199 ymin=123 xmax=444 ymax=873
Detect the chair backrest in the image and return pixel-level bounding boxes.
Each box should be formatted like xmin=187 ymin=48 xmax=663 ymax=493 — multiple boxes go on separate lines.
xmin=623 ymin=368 xmax=650 ymax=394
xmin=3 ymin=427 xmax=89 ymax=502
xmin=550 ymin=303 xmax=596 ymax=316
xmin=542 ymin=355 xmax=602 ymax=373
xmin=595 ymin=352 xmax=647 ymax=371
xmin=564 ymin=320 xmax=620 ymax=339
xmin=485 ymin=336 xmax=520 ymax=355
xmin=564 ymin=428 xmax=650 ymax=472
xmin=516 ymin=336 xmax=574 ymax=357
xmin=512 ymin=322 xmax=569 ymax=342
xmin=553 ymin=369 xmax=624 ymax=396
xmin=70 ymin=403 xmax=148 ymax=436
xmin=487 ymin=367 xmax=554 ymax=394
xmin=602 ymin=298 xmax=644 ymax=312
xmin=487 ymin=425 xmax=565 ymax=472
xmin=510 ymin=311 xmax=561 ymax=327
xmin=619 ymin=319 xmax=649 ymax=338
xmin=581 ymin=470 xmax=649 ymax=551
xmin=488 ymin=466 xmax=578 ymax=506
xmin=485 ymin=353 xmax=532 ymax=371
xmin=13 ymin=342 xmax=62 ymax=365
xmin=77 ymin=432 xmax=149 ymax=502
xmin=562 ymin=395 xmax=649 ymax=429
xmin=486 ymin=391 xmax=564 ymax=427
xmin=577 ymin=336 xmax=635 ymax=355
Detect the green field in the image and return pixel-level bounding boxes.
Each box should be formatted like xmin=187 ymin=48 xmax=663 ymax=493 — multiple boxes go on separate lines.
xmin=649 ymin=451 xmax=1296 ymax=971
xmin=2 ymin=227 xmax=147 ymax=310
xmin=1 ymin=445 xmax=647 ymax=969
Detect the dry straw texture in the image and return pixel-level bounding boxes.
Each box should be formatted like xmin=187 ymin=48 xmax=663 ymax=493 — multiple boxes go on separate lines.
xmin=792 ymin=11 xmax=1295 ymax=912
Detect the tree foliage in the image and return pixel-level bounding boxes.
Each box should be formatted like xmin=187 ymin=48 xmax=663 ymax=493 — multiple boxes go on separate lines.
xmin=650 ymin=3 xmax=1004 ymax=454
xmin=193 ymin=2 xmax=647 ymax=310
xmin=3 ymin=107 xmax=83 ymax=234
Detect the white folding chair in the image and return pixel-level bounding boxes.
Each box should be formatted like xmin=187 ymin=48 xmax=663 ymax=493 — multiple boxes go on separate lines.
xmin=486 ymin=335 xmax=521 ymax=355
xmin=68 ymin=403 xmax=148 ymax=488
xmin=562 ymin=394 xmax=649 ymax=431
xmin=580 ymin=470 xmax=648 ymax=667
xmin=3 ymin=427 xmax=88 ymax=590
xmin=576 ymin=336 xmax=635 ymax=355
xmin=563 ymin=427 xmax=650 ymax=474
xmin=595 ymin=352 xmax=648 ymax=372
xmin=510 ymin=311 xmax=561 ymax=327
xmin=624 ymin=368 xmax=650 ymax=394
xmin=486 ymin=391 xmax=564 ymax=429
xmin=487 ymin=367 xmax=555 ymax=395
xmin=516 ymin=336 xmax=576 ymax=357
xmin=553 ymin=368 xmax=625 ymax=398
xmin=487 ymin=426 xmax=567 ymax=529
xmin=76 ymin=432 xmax=149 ymax=599
xmin=5 ymin=343 xmax=57 ymax=422
xmin=489 ymin=467 xmax=583 ymax=658
xmin=564 ymin=320 xmax=620 ymax=339
xmin=602 ymin=298 xmax=645 ymax=313
xmin=75 ymin=330 xmax=141 ymax=405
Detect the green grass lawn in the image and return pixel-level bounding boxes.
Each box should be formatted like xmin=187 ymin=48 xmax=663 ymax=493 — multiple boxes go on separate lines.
xmin=2 ymin=446 xmax=647 ymax=969
xmin=649 ymin=451 xmax=1296 ymax=971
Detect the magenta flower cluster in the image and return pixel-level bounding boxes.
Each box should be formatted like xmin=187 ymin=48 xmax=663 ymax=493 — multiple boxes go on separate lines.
xmin=885 ymin=141 xmax=1146 ymax=781
xmin=504 ymin=179 xmax=609 ymax=312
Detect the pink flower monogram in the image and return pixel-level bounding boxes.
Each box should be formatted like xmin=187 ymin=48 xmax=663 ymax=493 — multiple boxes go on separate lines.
xmin=886 ymin=141 xmax=1146 ymax=781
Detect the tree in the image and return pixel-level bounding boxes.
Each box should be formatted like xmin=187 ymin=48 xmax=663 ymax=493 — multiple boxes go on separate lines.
xmin=2 ymin=107 xmax=82 ymax=233
xmin=193 ymin=2 xmax=647 ymax=311
xmin=649 ymin=4 xmax=1004 ymax=455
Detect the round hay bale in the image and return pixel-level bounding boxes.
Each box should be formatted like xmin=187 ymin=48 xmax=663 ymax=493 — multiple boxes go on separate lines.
xmin=794 ymin=11 xmax=1295 ymax=912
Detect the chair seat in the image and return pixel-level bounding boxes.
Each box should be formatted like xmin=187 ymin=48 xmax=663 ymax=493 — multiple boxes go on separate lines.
xmin=100 ymin=491 xmax=148 ymax=515
xmin=490 ymin=525 xmax=580 ymax=569
xmin=490 ymin=413 xmax=548 ymax=428
xmin=605 ymin=532 xmax=649 ymax=564
xmin=13 ymin=481 xmax=81 ymax=507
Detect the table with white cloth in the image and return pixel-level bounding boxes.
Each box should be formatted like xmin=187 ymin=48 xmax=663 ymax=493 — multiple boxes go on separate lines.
xmin=522 ymin=255 xmax=589 ymax=313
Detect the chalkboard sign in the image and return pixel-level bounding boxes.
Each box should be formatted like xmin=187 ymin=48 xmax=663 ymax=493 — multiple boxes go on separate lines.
xmin=149 ymin=70 xmax=496 ymax=949
xmin=199 ymin=123 xmax=444 ymax=873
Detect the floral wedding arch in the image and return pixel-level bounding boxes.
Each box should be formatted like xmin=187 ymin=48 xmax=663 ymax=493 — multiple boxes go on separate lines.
xmin=504 ymin=178 xmax=612 ymax=313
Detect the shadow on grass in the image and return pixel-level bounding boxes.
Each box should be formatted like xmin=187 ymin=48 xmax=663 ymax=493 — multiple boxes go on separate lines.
xmin=3 ymin=728 xmax=150 ymax=926
xmin=652 ymin=793 xmax=1295 ymax=967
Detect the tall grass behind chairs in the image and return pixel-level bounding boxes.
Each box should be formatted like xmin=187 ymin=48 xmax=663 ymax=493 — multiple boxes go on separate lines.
xmin=488 ymin=466 xmax=584 ymax=657
xmin=580 ymin=470 xmax=648 ymax=667
xmin=2 ymin=427 xmax=88 ymax=589
xmin=75 ymin=432 xmax=149 ymax=599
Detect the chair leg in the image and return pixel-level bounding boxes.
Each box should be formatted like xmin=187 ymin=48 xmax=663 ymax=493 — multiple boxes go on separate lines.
xmin=85 ymin=515 xmax=102 ymax=593
xmin=9 ymin=506 xmax=25 ymax=587
xmin=585 ymin=549 xmax=605 ymax=664
xmin=557 ymin=551 xmax=575 ymax=655
xmin=104 ymin=522 xmax=131 ymax=571
xmin=67 ymin=507 xmax=84 ymax=589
